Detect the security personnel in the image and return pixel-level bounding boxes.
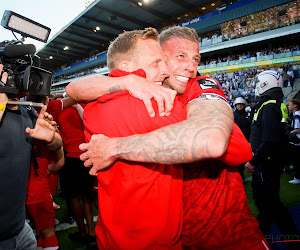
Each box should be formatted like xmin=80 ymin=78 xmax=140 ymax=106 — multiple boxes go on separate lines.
xmin=233 ymin=97 xmax=251 ymax=140
xmin=233 ymin=97 xmax=251 ymax=182
xmin=245 ymin=70 xmax=299 ymax=246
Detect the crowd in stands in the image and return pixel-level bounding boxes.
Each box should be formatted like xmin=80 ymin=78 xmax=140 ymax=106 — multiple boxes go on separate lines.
xmin=52 ymin=61 xmax=299 ymax=111
xmin=199 ymin=31 xmax=222 ymax=44
xmin=53 ymin=42 xmax=299 ymax=92
xmin=206 ymin=62 xmax=299 ymax=108
xmin=199 ymin=0 xmax=300 ymax=46
xmin=53 ymin=64 xmax=106 ymax=83
xmin=202 ymin=44 xmax=300 ymax=66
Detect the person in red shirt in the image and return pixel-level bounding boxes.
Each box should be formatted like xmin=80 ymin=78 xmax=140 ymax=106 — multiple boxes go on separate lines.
xmin=67 ymin=27 xmax=268 ymax=249
xmin=26 ymin=139 xmax=64 ymax=249
xmin=25 ymin=95 xmax=64 ymax=250
xmin=47 ymin=98 xmax=96 ymax=245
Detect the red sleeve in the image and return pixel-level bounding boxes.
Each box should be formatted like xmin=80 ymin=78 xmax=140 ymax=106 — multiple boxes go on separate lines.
xmin=183 ymin=76 xmax=227 ymax=105
xmin=184 ymin=77 xmax=250 ymax=165
xmin=218 ymin=123 xmax=252 ymax=165
xmin=47 ymin=99 xmax=63 ymax=122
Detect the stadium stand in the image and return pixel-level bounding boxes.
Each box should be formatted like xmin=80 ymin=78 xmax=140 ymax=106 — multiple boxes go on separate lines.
xmin=40 ymin=0 xmax=300 ymax=105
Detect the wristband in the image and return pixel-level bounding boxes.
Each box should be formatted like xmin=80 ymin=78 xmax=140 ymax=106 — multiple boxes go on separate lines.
xmin=0 ymin=103 xmax=6 ymax=112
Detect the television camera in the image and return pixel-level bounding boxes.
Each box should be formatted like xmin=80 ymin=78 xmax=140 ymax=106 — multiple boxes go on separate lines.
xmin=0 ymin=10 xmax=52 ymax=100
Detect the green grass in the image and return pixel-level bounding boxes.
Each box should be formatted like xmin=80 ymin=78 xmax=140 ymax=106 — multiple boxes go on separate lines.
xmin=244 ymin=170 xmax=300 ymax=218
xmin=53 ymin=193 xmax=98 ymax=250
xmin=53 ymin=171 xmax=300 ymax=249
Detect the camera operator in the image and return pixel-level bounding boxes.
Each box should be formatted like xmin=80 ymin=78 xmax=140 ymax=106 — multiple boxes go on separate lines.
xmin=0 ymin=64 xmax=62 ymax=249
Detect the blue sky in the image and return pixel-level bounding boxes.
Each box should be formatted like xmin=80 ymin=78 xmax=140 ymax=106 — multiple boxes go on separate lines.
xmin=0 ymin=0 xmax=88 ymax=50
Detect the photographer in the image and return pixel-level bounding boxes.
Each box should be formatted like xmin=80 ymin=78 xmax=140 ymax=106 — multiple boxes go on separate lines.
xmin=0 ymin=64 xmax=62 ymax=249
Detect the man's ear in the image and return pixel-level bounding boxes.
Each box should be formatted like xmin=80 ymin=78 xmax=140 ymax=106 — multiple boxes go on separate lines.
xmin=119 ymin=60 xmax=134 ymax=72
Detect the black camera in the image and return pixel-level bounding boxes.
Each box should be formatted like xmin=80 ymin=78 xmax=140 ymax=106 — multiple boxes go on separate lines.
xmin=0 ymin=11 xmax=52 ymax=96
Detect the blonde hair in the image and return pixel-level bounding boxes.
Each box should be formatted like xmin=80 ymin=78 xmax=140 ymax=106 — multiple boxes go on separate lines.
xmin=107 ymin=27 xmax=159 ymax=71
xmin=159 ymin=26 xmax=199 ymax=46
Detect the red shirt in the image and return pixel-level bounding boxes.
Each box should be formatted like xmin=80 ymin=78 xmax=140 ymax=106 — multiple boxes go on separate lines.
xmin=47 ymin=100 xmax=85 ymax=158
xmin=26 ymin=140 xmax=53 ymax=205
xmin=181 ymin=160 xmax=267 ymax=249
xmin=84 ymin=70 xmax=252 ymax=249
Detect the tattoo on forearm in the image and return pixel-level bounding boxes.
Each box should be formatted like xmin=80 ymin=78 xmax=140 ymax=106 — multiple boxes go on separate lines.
xmin=116 ymin=99 xmax=233 ymax=164
xmin=109 ymin=85 xmax=122 ymax=94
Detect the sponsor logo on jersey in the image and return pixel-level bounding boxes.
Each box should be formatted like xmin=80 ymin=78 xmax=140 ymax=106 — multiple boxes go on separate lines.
xmin=197 ymin=78 xmax=221 ymax=90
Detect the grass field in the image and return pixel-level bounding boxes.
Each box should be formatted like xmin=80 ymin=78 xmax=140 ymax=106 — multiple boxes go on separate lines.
xmin=52 ymin=170 xmax=300 ymax=249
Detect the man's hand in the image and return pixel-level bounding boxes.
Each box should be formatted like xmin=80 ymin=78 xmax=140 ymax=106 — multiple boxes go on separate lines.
xmin=123 ymin=74 xmax=177 ymax=117
xmin=66 ymin=74 xmax=177 ymax=118
xmin=79 ymin=134 xmax=118 ymax=176
xmin=25 ymin=105 xmax=57 ymax=142
xmin=245 ymin=162 xmax=255 ymax=173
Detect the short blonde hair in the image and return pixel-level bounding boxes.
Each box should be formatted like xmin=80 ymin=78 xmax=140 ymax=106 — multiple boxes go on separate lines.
xmin=107 ymin=28 xmax=159 ymax=71
xmin=159 ymin=26 xmax=199 ymax=46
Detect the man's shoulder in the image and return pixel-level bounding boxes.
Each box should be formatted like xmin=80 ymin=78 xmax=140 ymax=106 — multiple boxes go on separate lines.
xmin=294 ymin=110 xmax=300 ymax=118
xmin=262 ymin=101 xmax=280 ymax=109
xmin=261 ymin=101 xmax=282 ymax=118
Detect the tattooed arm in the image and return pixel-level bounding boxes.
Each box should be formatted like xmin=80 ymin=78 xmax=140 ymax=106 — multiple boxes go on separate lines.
xmin=66 ymin=74 xmax=176 ymax=117
xmin=80 ymin=99 xmax=233 ymax=175
xmin=66 ymin=74 xmax=125 ymax=102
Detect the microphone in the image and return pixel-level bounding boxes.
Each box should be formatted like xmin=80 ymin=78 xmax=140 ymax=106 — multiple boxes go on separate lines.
xmin=0 ymin=44 xmax=36 ymax=58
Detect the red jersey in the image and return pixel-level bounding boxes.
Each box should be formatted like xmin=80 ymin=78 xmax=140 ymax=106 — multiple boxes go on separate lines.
xmin=26 ymin=140 xmax=53 ymax=205
xmin=181 ymin=160 xmax=268 ymax=249
xmin=84 ymin=70 xmax=252 ymax=249
xmin=47 ymin=100 xmax=85 ymax=158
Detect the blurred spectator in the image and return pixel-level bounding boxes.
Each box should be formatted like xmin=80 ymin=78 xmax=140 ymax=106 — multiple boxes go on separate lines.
xmin=287 ymin=99 xmax=300 ymax=184
xmin=47 ymin=98 xmax=96 ymax=246
xmin=287 ymin=68 xmax=295 ymax=87
xmin=282 ymin=70 xmax=289 ymax=87
xmin=233 ymin=97 xmax=251 ymax=182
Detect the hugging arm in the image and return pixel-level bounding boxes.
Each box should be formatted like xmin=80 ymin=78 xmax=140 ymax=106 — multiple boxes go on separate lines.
xmin=66 ymin=74 xmax=176 ymax=117
xmin=80 ymin=99 xmax=234 ymax=175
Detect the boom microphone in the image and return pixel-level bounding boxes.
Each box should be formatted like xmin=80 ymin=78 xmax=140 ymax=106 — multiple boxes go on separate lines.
xmin=1 ymin=44 xmax=36 ymax=58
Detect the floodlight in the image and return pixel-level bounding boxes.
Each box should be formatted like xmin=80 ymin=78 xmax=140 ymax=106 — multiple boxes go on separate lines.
xmin=1 ymin=10 xmax=51 ymax=43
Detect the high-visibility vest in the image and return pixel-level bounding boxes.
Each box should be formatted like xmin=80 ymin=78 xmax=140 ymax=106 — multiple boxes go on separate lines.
xmin=253 ymin=100 xmax=288 ymax=123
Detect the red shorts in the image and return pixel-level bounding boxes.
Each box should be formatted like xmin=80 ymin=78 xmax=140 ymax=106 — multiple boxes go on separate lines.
xmin=26 ymin=198 xmax=55 ymax=234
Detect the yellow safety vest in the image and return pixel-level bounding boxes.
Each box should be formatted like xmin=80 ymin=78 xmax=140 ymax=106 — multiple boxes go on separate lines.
xmin=253 ymin=100 xmax=288 ymax=123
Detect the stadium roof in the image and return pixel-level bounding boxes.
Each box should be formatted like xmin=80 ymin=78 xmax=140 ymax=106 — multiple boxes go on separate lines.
xmin=37 ymin=0 xmax=231 ymax=71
